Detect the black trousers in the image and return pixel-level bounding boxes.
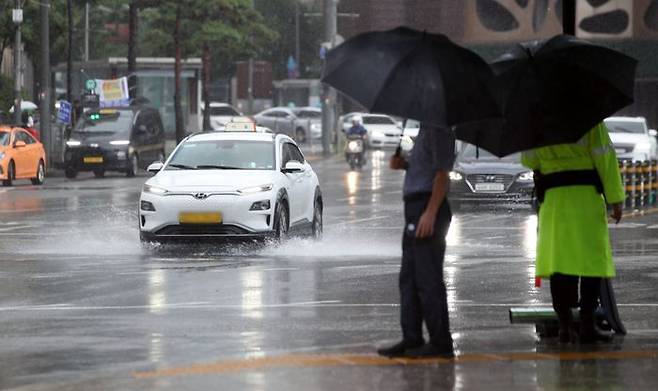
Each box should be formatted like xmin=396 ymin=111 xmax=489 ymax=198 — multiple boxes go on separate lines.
xmin=399 ymin=195 xmax=452 ymax=346
xmin=549 ymin=273 xmax=601 ymax=315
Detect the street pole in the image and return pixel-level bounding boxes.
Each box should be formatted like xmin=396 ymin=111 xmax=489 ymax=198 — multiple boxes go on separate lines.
xmin=13 ymin=0 xmax=22 ymax=125
xmin=563 ymin=0 xmax=576 ymax=35
xmin=67 ymin=0 xmax=73 ymax=103
xmin=84 ymin=2 xmax=90 ymax=63
xmin=40 ymin=0 xmax=52 ymax=168
xmin=295 ymin=1 xmax=300 ymax=71
xmin=321 ymin=0 xmax=337 ymax=157
xmin=247 ymin=0 xmax=255 ymax=115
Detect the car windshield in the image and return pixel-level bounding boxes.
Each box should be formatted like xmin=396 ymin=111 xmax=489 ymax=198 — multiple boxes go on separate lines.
xmin=74 ymin=109 xmax=133 ymax=134
xmin=166 ymin=140 xmax=275 ymax=170
xmin=459 ymin=144 xmax=520 ymax=162
xmin=604 ymin=120 xmax=645 ymax=134
xmin=0 ymin=132 xmax=9 ymax=146
xmin=363 ymin=116 xmax=395 ymax=125
xmin=206 ymin=106 xmax=239 ymax=116
xmin=294 ymin=110 xmax=321 ymax=119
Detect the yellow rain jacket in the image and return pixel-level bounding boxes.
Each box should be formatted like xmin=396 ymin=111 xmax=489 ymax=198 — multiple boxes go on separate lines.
xmin=521 ymin=123 xmax=625 ymax=278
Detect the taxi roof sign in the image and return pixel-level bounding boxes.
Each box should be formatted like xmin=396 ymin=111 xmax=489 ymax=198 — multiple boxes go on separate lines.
xmin=224 ymin=116 xmax=257 ymax=132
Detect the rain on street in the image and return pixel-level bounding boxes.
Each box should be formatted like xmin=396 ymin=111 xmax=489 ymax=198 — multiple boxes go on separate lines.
xmin=1 ymin=149 xmax=658 ymax=390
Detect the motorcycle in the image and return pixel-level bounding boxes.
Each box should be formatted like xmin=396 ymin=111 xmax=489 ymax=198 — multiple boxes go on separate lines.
xmin=345 ymin=134 xmax=366 ymax=170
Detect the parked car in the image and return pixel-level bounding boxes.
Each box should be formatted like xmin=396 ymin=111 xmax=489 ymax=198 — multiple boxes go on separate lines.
xmin=63 ymin=106 xmax=165 ymax=179
xmin=0 ymin=125 xmax=46 ymax=186
xmin=139 ymin=127 xmax=322 ymax=242
xmin=253 ymin=107 xmax=322 ymax=143
xmin=342 ymin=113 xmax=401 ymax=148
xmin=448 ymin=143 xmax=535 ymax=209
xmin=603 ymin=116 xmax=658 ymax=161
xmin=204 ymin=102 xmax=241 ymax=130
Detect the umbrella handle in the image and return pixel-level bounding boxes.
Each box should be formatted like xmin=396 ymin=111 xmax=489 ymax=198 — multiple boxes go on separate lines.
xmin=395 ymin=118 xmax=408 ymax=157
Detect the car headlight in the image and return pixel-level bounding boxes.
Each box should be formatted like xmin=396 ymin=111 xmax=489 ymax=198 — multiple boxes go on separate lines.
xmin=110 ymin=140 xmax=130 ymax=146
xmin=449 ymin=171 xmax=463 ymax=181
xmin=66 ymin=140 xmax=81 ymax=147
xmin=311 ymin=123 xmax=321 ymax=131
xmin=250 ymin=200 xmax=271 ymax=211
xmin=238 ymin=183 xmax=273 ymax=195
xmin=143 ymin=184 xmax=168 ymax=195
xmin=518 ymin=171 xmax=534 ymax=181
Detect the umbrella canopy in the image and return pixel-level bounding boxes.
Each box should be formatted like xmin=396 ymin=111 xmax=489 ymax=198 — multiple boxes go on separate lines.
xmin=321 ymin=26 xmax=500 ymax=128
xmin=9 ymin=101 xmax=38 ymax=113
xmin=456 ymin=34 xmax=637 ymax=157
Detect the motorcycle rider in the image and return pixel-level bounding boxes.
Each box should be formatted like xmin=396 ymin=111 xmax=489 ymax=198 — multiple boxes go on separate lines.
xmin=347 ymin=115 xmax=368 ymax=138
xmin=345 ymin=116 xmax=368 ymax=168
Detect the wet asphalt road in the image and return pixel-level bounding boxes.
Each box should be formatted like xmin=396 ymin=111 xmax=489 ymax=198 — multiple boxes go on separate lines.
xmin=1 ymin=149 xmax=658 ymax=390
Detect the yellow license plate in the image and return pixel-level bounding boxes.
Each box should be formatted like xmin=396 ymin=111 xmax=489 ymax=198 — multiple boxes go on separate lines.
xmin=179 ymin=212 xmax=222 ymax=224
xmin=83 ymin=156 xmax=104 ymax=164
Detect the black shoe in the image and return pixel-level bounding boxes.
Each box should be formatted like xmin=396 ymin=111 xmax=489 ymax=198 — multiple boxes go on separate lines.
xmin=377 ymin=340 xmax=423 ymax=357
xmin=579 ymin=327 xmax=613 ymax=344
xmin=404 ymin=343 xmax=454 ymax=358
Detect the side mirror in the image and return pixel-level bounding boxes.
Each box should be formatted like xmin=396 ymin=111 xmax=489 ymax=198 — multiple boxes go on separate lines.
xmin=649 ymin=129 xmax=657 ymax=137
xmin=282 ymin=160 xmax=304 ymax=173
xmin=147 ymin=161 xmax=164 ymax=173
xmin=14 ymin=140 xmax=26 ymax=148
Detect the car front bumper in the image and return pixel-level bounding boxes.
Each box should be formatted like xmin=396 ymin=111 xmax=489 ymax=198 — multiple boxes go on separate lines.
xmin=64 ymin=147 xmax=131 ymax=172
xmin=368 ymin=133 xmax=400 ymax=148
xmin=139 ymin=191 xmax=276 ymax=240
xmin=449 ymin=180 xmax=534 ymax=204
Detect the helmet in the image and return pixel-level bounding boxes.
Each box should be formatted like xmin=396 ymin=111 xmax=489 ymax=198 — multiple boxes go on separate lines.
xmin=352 ymin=115 xmax=363 ymax=124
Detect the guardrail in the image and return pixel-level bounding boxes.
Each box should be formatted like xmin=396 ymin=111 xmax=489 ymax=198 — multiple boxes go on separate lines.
xmin=619 ymin=159 xmax=658 ymax=211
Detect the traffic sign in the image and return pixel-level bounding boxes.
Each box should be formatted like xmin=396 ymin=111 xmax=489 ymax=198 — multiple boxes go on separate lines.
xmin=82 ymin=93 xmax=100 ymax=109
xmin=85 ymin=79 xmax=97 ymax=91
xmin=57 ymin=100 xmax=72 ymax=125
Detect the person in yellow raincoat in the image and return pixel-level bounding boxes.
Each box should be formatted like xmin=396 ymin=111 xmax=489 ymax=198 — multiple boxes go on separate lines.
xmin=521 ymin=122 xmax=625 ymax=343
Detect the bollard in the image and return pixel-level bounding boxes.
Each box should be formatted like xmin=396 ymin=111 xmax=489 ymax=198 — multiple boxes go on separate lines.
xmin=619 ymin=160 xmax=628 ymax=210
xmin=623 ymin=160 xmax=634 ymax=210
xmin=642 ymin=161 xmax=651 ymax=209
xmin=649 ymin=160 xmax=658 ymax=207
xmin=634 ymin=161 xmax=643 ymax=209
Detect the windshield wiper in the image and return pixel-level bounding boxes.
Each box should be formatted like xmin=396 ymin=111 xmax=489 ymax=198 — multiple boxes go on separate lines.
xmin=195 ymin=164 xmax=244 ymax=170
xmin=167 ymin=163 xmax=197 ymax=170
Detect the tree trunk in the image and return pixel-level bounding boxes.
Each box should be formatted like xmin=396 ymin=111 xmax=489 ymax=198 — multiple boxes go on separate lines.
xmin=128 ymin=0 xmax=138 ymax=99
xmin=202 ymin=44 xmax=211 ymax=131
xmin=174 ymin=6 xmax=185 ymax=143
xmin=67 ymin=0 xmax=73 ymax=103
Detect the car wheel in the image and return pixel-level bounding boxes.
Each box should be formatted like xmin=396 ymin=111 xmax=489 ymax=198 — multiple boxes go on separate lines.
xmin=31 ymin=160 xmax=45 ymax=185
xmin=65 ymin=167 xmax=78 ymax=179
xmin=311 ymin=197 xmax=323 ymax=240
xmin=295 ymin=127 xmax=306 ymax=144
xmin=2 ymin=160 xmax=15 ymax=186
xmin=93 ymin=168 xmax=105 ymax=178
xmin=127 ymin=154 xmax=139 ymax=177
xmin=274 ymin=201 xmax=289 ymax=241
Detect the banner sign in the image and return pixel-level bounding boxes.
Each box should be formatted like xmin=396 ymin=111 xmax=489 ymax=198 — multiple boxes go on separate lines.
xmin=93 ymin=77 xmax=130 ymax=107
xmin=57 ymin=100 xmax=72 ymax=125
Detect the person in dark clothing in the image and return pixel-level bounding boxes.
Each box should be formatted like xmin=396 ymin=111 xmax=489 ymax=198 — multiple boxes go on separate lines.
xmin=378 ymin=124 xmax=456 ymax=358
xmin=346 ymin=116 xmax=368 ymax=137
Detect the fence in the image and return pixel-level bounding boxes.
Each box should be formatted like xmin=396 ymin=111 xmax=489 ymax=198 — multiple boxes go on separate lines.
xmin=619 ymin=159 xmax=658 ymax=211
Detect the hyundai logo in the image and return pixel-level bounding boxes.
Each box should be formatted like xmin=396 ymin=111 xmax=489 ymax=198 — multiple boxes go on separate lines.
xmin=486 ymin=175 xmax=497 ymax=182
xmin=193 ymin=193 xmax=210 ymax=200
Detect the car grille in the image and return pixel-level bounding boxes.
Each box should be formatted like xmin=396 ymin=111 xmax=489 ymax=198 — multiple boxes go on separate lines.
xmin=613 ymin=143 xmax=634 ymax=153
xmin=155 ymin=224 xmax=251 ymax=236
xmin=385 ymin=133 xmax=399 ymax=137
xmin=466 ymin=174 xmax=514 ymax=187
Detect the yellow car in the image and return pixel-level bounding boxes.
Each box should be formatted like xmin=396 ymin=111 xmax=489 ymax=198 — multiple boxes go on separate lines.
xmin=0 ymin=126 xmax=46 ymax=186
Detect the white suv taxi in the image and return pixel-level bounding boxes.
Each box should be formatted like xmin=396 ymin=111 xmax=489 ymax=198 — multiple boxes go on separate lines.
xmin=604 ymin=116 xmax=658 ymax=161
xmin=139 ymin=122 xmax=322 ymax=242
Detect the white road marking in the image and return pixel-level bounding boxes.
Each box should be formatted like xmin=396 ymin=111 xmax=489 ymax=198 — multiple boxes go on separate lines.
xmin=648 ymin=225 xmax=658 ymax=229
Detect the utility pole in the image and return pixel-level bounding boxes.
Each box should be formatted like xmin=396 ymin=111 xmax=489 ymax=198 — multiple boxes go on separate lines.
xmin=67 ymin=0 xmax=73 ymax=103
xmin=13 ymin=0 xmax=23 ymax=125
xmin=84 ymin=2 xmax=90 ymax=62
xmin=295 ymin=1 xmax=300 ymax=71
xmin=321 ymin=0 xmax=338 ymax=157
xmin=128 ymin=0 xmax=138 ymax=99
xmin=563 ymin=0 xmax=576 ymax=35
xmin=40 ymin=0 xmax=52 ymax=168
xmin=247 ymin=0 xmax=255 ymax=115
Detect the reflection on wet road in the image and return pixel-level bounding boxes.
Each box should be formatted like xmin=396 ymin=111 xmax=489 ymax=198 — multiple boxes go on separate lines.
xmin=1 ymin=151 xmax=658 ymax=390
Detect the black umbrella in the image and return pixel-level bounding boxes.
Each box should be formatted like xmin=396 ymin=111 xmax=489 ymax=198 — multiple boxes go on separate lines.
xmin=456 ymin=34 xmax=637 ymax=157
xmin=321 ymin=26 xmax=501 ymax=128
